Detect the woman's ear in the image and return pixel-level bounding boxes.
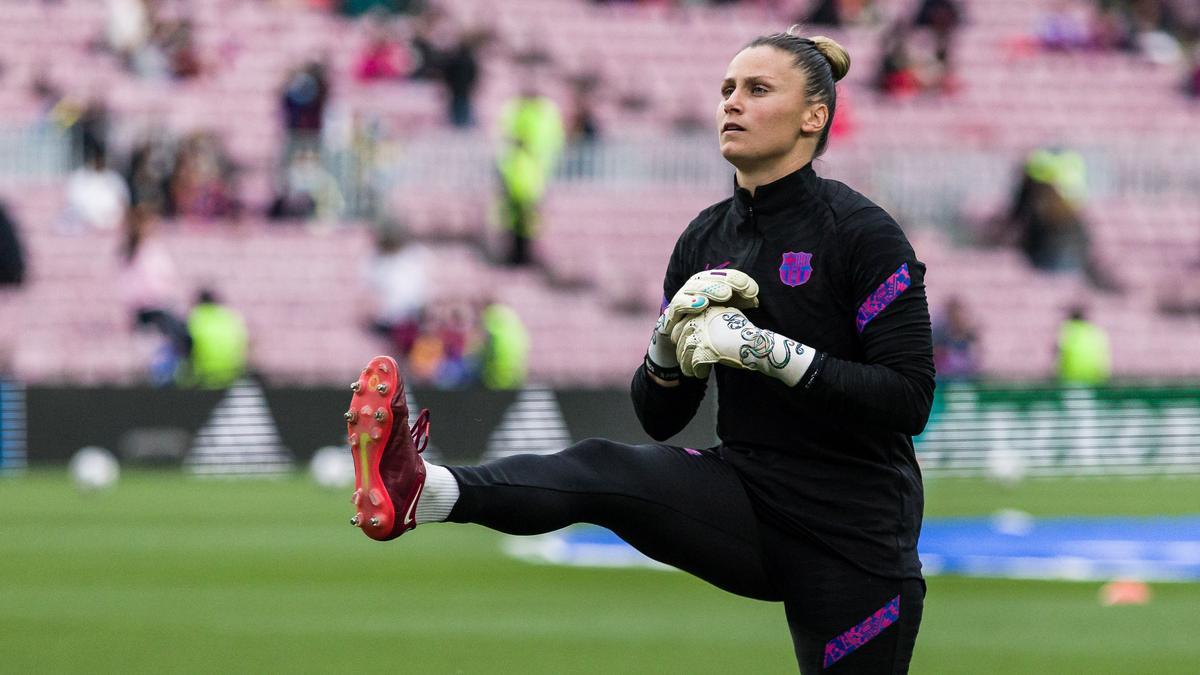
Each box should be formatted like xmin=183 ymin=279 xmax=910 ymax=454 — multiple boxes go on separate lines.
xmin=800 ymin=102 xmax=829 ymax=135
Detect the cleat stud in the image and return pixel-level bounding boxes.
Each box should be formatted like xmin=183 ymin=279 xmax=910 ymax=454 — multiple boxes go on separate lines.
xmin=344 ymin=410 xmax=357 ymax=422
xmin=352 ymin=490 xmax=362 ymax=506
xmin=374 ymin=409 xmax=386 ymax=421
xmin=350 ymin=514 xmax=361 ymax=526
xmin=351 ymin=381 xmax=362 ymax=393
xmin=376 ymin=383 xmax=389 ymax=394
xmin=378 ymin=363 xmax=390 ymax=374
xmin=369 ymin=517 xmax=380 ymax=527
xmin=369 ymin=489 xmax=383 ymax=507
xmin=370 ymin=427 xmax=382 ymax=440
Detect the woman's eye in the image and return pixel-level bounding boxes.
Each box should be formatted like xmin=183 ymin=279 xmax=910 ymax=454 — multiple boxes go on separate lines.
xmin=752 ymin=85 xmax=767 ymax=95
xmin=721 ymin=87 xmax=734 ymax=98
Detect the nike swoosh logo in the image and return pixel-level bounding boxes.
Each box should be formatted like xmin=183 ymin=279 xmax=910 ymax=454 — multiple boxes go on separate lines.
xmin=403 ymin=481 xmax=424 ymax=527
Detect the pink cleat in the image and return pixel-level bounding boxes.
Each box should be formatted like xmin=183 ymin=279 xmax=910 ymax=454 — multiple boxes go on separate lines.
xmin=345 ymin=356 xmax=430 ymax=541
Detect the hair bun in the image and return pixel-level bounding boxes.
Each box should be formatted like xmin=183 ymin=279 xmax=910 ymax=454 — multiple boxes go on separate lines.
xmin=809 ymin=35 xmax=851 ymax=82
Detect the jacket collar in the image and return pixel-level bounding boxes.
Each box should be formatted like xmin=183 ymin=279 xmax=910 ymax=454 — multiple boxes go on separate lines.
xmin=732 ymin=162 xmax=820 ymax=223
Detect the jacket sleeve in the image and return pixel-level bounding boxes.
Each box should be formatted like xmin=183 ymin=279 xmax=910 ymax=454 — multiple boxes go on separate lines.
xmin=794 ymin=209 xmax=936 ymax=435
xmin=630 ymin=229 xmax=709 ymax=441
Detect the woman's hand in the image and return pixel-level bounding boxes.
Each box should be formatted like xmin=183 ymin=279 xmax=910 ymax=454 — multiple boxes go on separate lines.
xmin=672 ymin=306 xmax=815 ymax=385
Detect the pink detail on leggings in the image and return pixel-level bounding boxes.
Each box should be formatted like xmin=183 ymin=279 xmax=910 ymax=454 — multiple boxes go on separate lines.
xmin=823 ymin=595 xmax=901 ymax=668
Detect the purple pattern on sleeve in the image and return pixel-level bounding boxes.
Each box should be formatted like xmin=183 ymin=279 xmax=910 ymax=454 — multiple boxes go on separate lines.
xmin=823 ymin=595 xmax=901 ymax=668
xmin=855 ymin=263 xmax=910 ymax=334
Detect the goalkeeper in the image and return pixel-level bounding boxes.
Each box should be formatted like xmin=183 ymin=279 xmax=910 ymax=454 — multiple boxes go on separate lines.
xmin=345 ymin=28 xmax=934 ymax=674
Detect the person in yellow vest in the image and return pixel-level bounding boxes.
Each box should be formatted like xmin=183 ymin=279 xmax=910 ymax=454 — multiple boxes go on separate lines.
xmin=184 ymin=288 xmax=248 ymax=389
xmin=480 ymin=302 xmax=528 ymax=390
xmin=497 ymin=138 xmax=547 ymax=266
xmin=497 ymin=84 xmax=563 ymax=265
xmin=1057 ymin=305 xmax=1110 ymax=386
xmin=499 ymin=84 xmax=564 ymax=171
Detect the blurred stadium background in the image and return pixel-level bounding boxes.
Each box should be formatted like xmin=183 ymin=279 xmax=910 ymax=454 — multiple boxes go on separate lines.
xmin=1 ymin=0 xmax=1198 ymax=672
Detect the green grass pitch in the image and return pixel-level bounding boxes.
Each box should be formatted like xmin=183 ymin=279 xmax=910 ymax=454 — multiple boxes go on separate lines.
xmin=2 ymin=472 xmax=1198 ymax=673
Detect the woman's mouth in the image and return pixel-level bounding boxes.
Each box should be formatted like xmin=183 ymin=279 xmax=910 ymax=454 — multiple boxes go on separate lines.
xmin=721 ymin=123 xmax=745 ymax=133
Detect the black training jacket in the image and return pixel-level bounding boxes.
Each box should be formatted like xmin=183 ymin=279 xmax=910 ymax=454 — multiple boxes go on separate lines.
xmin=631 ymin=162 xmax=935 ymax=579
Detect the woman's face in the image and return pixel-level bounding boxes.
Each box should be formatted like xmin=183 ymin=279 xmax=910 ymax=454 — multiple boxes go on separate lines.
xmin=716 ymin=46 xmax=816 ymax=171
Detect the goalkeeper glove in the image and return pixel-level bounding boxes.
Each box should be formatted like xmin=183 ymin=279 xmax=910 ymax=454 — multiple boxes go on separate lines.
xmin=671 ymin=306 xmax=815 ymax=385
xmin=644 ymin=311 xmax=682 ymax=382
xmin=661 ymin=269 xmax=760 ymax=337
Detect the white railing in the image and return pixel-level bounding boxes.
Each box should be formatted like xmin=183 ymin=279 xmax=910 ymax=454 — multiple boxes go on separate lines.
xmin=0 ymin=126 xmax=76 ymax=183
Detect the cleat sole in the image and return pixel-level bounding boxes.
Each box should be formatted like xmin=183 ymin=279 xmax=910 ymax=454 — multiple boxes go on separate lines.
xmin=346 ymin=356 xmax=401 ymax=541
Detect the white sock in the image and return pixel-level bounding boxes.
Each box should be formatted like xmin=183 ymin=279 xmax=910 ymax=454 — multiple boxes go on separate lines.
xmin=415 ymin=462 xmax=459 ymax=525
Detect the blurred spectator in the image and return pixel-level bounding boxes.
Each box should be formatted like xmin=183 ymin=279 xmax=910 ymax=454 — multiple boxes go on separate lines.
xmin=106 ymin=0 xmax=152 ymax=64
xmin=407 ymin=6 xmax=445 ymax=80
xmin=64 ymin=148 xmax=130 ymax=232
xmin=338 ymin=0 xmax=417 ymax=17
xmin=497 ymin=138 xmax=546 ymax=266
xmin=355 ymin=19 xmax=410 ymax=81
xmin=0 ymin=202 xmax=26 ymax=287
xmin=804 ymin=0 xmax=880 ymax=27
xmin=183 ymin=288 xmax=248 ymax=389
xmin=480 ymin=301 xmax=528 ymax=390
xmin=408 ymin=330 xmax=447 ymax=383
xmin=497 ymin=82 xmax=563 ymax=265
xmin=119 ymin=204 xmax=191 ymax=384
xmin=269 ymin=147 xmax=345 ymax=221
xmin=433 ymin=301 xmax=480 ymax=387
xmin=281 ymin=60 xmax=331 ymax=153
xmin=441 ymin=30 xmax=485 ymax=128
xmin=408 ymin=301 xmax=480 ymax=388
xmin=1002 ymin=148 xmax=1119 ymax=291
xmin=1037 ymin=0 xmax=1095 ymax=51
xmin=1057 ymin=305 xmax=1111 ymax=385
xmin=363 ymin=223 xmax=429 ymax=358
xmin=805 ymin=0 xmax=843 ymax=26
xmin=157 ymin=18 xmax=203 ymax=80
xmin=913 ymin=0 xmax=962 ymax=92
xmin=71 ymin=99 xmax=112 ymax=169
xmin=29 ymin=65 xmax=63 ymax=122
xmin=168 ymin=132 xmax=239 ymax=219
xmin=567 ymin=77 xmax=601 ymax=144
xmin=875 ymin=25 xmax=922 ymax=98
xmin=1188 ymin=56 xmax=1200 ymax=98
xmin=501 ymin=81 xmax=565 ymax=169
xmin=932 ymin=296 xmax=979 ymax=381
xmin=563 ymin=75 xmax=602 ymax=178
xmin=125 ymin=131 xmax=174 ymax=210
xmin=1124 ymin=0 xmax=1185 ymax=64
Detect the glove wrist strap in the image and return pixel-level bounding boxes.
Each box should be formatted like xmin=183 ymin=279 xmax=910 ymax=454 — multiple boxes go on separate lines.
xmin=644 ymin=353 xmax=682 ymax=382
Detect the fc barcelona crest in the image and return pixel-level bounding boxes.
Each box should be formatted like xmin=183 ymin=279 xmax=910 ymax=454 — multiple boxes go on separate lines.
xmin=779 ymin=251 xmax=813 ymax=287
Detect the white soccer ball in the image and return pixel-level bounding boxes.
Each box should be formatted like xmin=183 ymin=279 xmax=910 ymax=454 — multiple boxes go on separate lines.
xmin=69 ymin=446 xmax=120 ymax=491
xmin=309 ymin=445 xmax=355 ymax=489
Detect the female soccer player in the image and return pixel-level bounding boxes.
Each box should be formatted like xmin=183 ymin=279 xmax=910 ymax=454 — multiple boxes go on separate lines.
xmin=346 ymin=27 xmax=934 ymax=674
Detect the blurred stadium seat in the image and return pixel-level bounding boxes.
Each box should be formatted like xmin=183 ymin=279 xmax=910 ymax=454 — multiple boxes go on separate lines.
xmin=0 ymin=0 xmax=1197 ymax=385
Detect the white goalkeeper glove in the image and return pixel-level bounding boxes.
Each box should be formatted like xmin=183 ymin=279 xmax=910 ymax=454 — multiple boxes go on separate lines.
xmin=661 ymin=269 xmax=760 ymax=337
xmin=671 ymin=306 xmax=815 ymax=385
xmin=645 ymin=269 xmax=760 ymax=383
xmin=644 ymin=311 xmax=682 ymax=382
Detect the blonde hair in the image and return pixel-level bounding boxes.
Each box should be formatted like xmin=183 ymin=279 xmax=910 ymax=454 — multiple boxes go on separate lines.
xmin=745 ymin=27 xmax=852 ymax=157
xmin=808 ymin=34 xmax=851 ymax=82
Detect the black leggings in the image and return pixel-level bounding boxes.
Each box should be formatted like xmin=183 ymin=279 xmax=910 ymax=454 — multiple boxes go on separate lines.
xmin=447 ymin=439 xmax=924 ymax=673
